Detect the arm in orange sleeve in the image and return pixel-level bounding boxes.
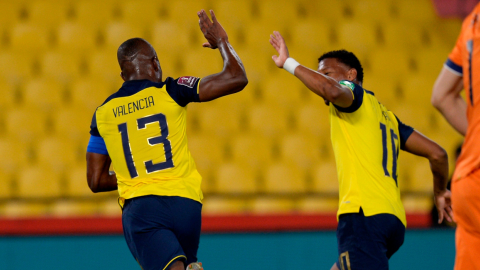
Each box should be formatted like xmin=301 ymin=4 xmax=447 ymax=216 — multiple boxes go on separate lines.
xmin=431 ymin=66 xmax=467 ymax=136
xmin=431 ymin=18 xmax=468 ymax=136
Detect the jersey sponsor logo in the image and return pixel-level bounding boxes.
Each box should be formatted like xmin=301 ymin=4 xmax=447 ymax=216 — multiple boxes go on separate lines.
xmin=177 ymin=76 xmax=199 ymax=88
xmin=339 ymin=80 xmax=355 ymax=91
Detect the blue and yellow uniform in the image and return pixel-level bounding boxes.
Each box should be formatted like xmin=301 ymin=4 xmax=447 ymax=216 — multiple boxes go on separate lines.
xmin=332 ymin=80 xmax=414 ymax=270
xmin=87 ymin=77 xmax=203 ymax=270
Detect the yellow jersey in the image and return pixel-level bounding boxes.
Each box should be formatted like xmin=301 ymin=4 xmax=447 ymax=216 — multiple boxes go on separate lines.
xmin=330 ymin=80 xmax=414 ymax=227
xmin=89 ymin=77 xmax=203 ymax=207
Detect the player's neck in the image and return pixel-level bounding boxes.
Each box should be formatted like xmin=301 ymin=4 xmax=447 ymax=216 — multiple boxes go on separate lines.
xmin=124 ymin=73 xmax=162 ymax=83
xmin=353 ymin=79 xmax=362 ymax=87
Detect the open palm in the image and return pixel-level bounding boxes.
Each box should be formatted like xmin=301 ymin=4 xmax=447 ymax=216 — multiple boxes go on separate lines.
xmin=269 ymin=31 xmax=290 ymax=68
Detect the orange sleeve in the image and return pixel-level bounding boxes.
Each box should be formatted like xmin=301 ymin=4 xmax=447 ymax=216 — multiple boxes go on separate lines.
xmin=448 ymin=30 xmax=463 ymax=67
xmin=449 ymin=2 xmax=480 ymax=69
xmin=445 ymin=18 xmax=468 ymax=76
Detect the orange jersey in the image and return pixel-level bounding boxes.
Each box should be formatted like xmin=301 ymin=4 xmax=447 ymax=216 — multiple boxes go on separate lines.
xmin=451 ymin=170 xmax=480 ymax=270
xmin=447 ymin=2 xmax=480 ymax=180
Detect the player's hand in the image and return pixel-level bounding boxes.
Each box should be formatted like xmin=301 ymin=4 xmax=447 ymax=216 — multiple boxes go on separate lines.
xmin=197 ymin=9 xmax=228 ymax=49
xmin=270 ymin=31 xmax=290 ymax=68
xmin=434 ymin=189 xmax=454 ymax=224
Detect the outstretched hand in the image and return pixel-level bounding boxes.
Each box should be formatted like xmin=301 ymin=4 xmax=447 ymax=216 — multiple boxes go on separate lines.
xmin=435 ymin=189 xmax=454 ymax=224
xmin=269 ymin=31 xmax=290 ymax=68
xmin=197 ymin=9 xmax=228 ymax=49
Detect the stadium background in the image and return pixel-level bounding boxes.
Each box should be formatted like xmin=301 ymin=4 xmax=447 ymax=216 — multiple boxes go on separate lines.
xmin=0 ymin=0 xmax=474 ymax=269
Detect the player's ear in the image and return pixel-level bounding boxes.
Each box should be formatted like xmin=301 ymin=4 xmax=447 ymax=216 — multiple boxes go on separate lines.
xmin=347 ymin=68 xmax=357 ymax=81
xmin=152 ymin=57 xmax=160 ymax=72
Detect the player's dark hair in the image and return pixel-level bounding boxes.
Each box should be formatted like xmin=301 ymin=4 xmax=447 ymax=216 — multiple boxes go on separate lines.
xmin=318 ymin=50 xmax=364 ymax=83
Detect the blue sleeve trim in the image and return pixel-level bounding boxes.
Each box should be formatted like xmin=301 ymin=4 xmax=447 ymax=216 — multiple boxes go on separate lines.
xmin=395 ymin=115 xmax=415 ymax=150
xmin=445 ymin=58 xmax=463 ymax=76
xmin=87 ymin=135 xmax=108 ymax=155
xmin=90 ymin=111 xmax=100 ymax=137
xmin=333 ymin=81 xmax=364 ymax=113
xmin=165 ymin=77 xmax=201 ymax=107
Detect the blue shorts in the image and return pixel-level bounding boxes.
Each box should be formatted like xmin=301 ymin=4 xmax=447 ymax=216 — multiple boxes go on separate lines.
xmin=122 ymin=195 xmax=202 ymax=270
xmin=335 ymin=208 xmax=405 ymax=270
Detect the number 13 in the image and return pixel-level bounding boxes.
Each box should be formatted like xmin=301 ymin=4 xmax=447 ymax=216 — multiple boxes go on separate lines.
xmin=118 ymin=113 xmax=174 ymax=178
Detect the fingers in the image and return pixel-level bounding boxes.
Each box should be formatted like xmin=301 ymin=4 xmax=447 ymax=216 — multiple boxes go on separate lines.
xmin=446 ymin=205 xmax=455 ymax=222
xmin=270 ymin=34 xmax=278 ymax=46
xmin=270 ymin=33 xmax=282 ymax=52
xmin=202 ymin=42 xmax=212 ymax=48
xmin=197 ymin=11 xmax=206 ymax=33
xmin=437 ymin=203 xmax=454 ymax=224
xmin=270 ymin=33 xmax=279 ymax=44
xmin=270 ymin=31 xmax=288 ymax=54
xmin=197 ymin=10 xmax=204 ymax=21
xmin=443 ymin=208 xmax=453 ymax=223
xmin=269 ymin=37 xmax=279 ymax=51
xmin=444 ymin=211 xmax=452 ymax=223
xmin=198 ymin=19 xmax=206 ymax=34
xmin=437 ymin=208 xmax=444 ymax=224
xmin=274 ymin=31 xmax=284 ymax=43
xmin=210 ymin=9 xmax=218 ymax=23
xmin=202 ymin=10 xmax=213 ymax=25
xmin=197 ymin=9 xmax=212 ymax=31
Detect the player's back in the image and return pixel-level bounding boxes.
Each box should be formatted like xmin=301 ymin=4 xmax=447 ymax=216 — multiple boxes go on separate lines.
xmin=330 ymin=81 xmax=413 ymax=226
xmin=91 ymin=77 xmax=203 ymax=206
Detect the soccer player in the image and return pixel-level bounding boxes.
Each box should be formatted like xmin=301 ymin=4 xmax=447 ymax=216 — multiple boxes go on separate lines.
xmin=86 ymin=10 xmax=247 ymax=270
xmin=269 ymin=31 xmax=453 ymax=270
xmin=431 ymin=3 xmax=480 ymax=269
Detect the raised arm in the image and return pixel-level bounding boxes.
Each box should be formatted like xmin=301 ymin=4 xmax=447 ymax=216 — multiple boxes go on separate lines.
xmin=403 ymin=130 xmax=453 ymax=223
xmin=196 ymin=10 xmax=248 ymax=102
xmin=431 ymin=66 xmax=467 ymax=135
xmin=269 ymin=31 xmax=353 ymax=108
xmin=87 ymin=152 xmax=117 ymax=193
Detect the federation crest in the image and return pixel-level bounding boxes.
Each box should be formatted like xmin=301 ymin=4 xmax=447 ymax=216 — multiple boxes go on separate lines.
xmin=178 ymin=76 xmax=199 ymax=88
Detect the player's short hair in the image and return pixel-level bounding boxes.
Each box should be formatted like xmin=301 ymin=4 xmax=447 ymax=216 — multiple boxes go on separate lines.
xmin=318 ymin=50 xmax=364 ymax=83
xmin=117 ymin=38 xmax=153 ymax=66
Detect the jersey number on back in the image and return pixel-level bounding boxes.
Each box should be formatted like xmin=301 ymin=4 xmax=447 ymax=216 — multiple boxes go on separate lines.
xmin=118 ymin=113 xmax=174 ymax=178
xmin=380 ymin=123 xmax=398 ymax=185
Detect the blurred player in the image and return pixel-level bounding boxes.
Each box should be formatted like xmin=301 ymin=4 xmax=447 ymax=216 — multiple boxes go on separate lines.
xmin=86 ymin=10 xmax=247 ymax=270
xmin=431 ymin=3 xmax=480 ymax=269
xmin=269 ymin=31 xmax=453 ymax=270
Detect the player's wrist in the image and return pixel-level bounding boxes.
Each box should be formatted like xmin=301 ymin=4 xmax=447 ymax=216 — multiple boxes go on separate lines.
xmin=433 ymin=186 xmax=448 ymax=196
xmin=216 ymin=37 xmax=229 ymax=44
xmin=213 ymin=37 xmax=228 ymax=49
xmin=284 ymin=57 xmax=300 ymax=75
